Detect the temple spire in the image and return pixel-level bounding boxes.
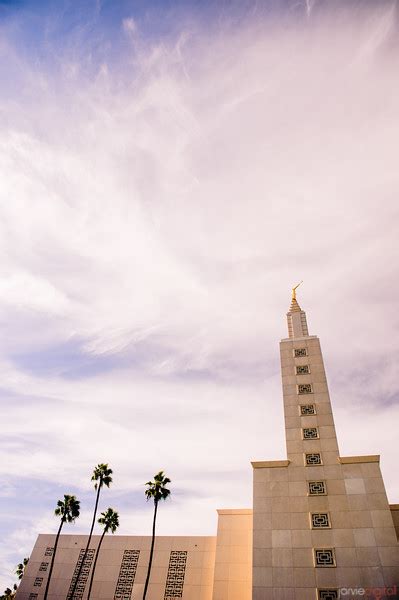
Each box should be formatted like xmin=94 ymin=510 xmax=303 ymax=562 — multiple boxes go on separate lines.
xmin=286 ymin=282 xmax=309 ymax=338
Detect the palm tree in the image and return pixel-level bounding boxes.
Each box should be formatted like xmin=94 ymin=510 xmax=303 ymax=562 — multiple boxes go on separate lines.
xmin=86 ymin=508 xmax=120 ymax=600
xmin=0 ymin=584 xmax=17 ymax=599
xmin=43 ymin=495 xmax=80 ymax=600
xmin=15 ymin=557 xmax=29 ymax=580
xmin=142 ymin=471 xmax=171 ymax=600
xmin=68 ymin=464 xmax=113 ymax=600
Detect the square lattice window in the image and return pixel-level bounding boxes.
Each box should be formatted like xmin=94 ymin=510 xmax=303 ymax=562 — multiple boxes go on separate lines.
xmin=299 ymin=404 xmax=316 ymax=416
xmin=39 ymin=562 xmax=48 ymax=572
xmin=34 ymin=578 xmax=43 ymax=587
xmin=311 ymin=513 xmax=331 ymax=528
xmin=296 ymin=365 xmax=310 ymax=375
xmin=308 ymin=481 xmax=327 ymax=495
xmin=294 ymin=348 xmax=307 ymax=357
xmin=305 ymin=453 xmax=322 ymax=466
xmin=44 ymin=547 xmax=54 ymax=556
xmin=298 ymin=384 xmax=313 ymax=395
xmin=314 ymin=548 xmax=336 ymax=567
xmin=29 ymin=595 xmax=38 ymax=600
xmin=303 ymin=427 xmax=319 ymax=440
xmin=318 ymin=591 xmax=339 ymax=600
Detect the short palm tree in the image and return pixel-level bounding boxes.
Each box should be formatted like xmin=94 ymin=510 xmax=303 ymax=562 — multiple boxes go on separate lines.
xmin=1 ymin=584 xmax=17 ymax=599
xmin=86 ymin=508 xmax=120 ymax=600
xmin=68 ymin=464 xmax=113 ymax=599
xmin=15 ymin=557 xmax=29 ymax=580
xmin=43 ymin=494 xmax=80 ymax=600
xmin=142 ymin=471 xmax=171 ymax=600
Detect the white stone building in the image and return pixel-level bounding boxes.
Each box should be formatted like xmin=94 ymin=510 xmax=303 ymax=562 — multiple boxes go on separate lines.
xmin=16 ymin=293 xmax=399 ymax=600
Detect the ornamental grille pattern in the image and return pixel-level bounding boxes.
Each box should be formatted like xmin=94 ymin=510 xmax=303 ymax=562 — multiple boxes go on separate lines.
xmin=311 ymin=513 xmax=330 ymax=528
xmin=34 ymin=578 xmax=43 ymax=587
xmin=303 ymin=427 xmax=319 ymax=439
xmin=67 ymin=549 xmax=95 ymax=600
xmin=296 ymin=365 xmax=310 ymax=375
xmin=318 ymin=591 xmax=339 ymax=600
xmin=305 ymin=453 xmax=322 ymax=465
xmin=314 ymin=548 xmax=336 ymax=567
xmin=114 ymin=550 xmax=140 ymax=600
xmin=44 ymin=547 xmax=54 ymax=556
xmin=29 ymin=595 xmax=38 ymax=600
xmin=298 ymin=384 xmax=313 ymax=394
xmin=164 ymin=551 xmax=187 ymax=599
xmin=294 ymin=348 xmax=307 ymax=357
xmin=39 ymin=562 xmax=49 ymax=571
xmin=308 ymin=481 xmax=327 ymax=495
xmin=300 ymin=404 xmax=316 ymax=415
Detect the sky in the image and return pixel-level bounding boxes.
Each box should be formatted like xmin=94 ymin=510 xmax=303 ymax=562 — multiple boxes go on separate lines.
xmin=1 ymin=0 xmax=399 ymax=589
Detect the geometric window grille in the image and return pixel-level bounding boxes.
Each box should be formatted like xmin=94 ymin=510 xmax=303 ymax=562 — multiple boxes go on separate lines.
xmin=298 ymin=384 xmax=313 ymax=394
xmin=294 ymin=348 xmax=307 ymax=357
xmin=114 ymin=550 xmax=140 ymax=600
xmin=33 ymin=578 xmax=43 ymax=587
xmin=44 ymin=547 xmax=54 ymax=556
xmin=29 ymin=595 xmax=38 ymax=600
xmin=303 ymin=427 xmax=319 ymax=439
xmin=318 ymin=591 xmax=339 ymax=600
xmin=305 ymin=453 xmax=322 ymax=466
xmin=164 ymin=551 xmax=187 ymax=600
xmin=67 ymin=549 xmax=95 ymax=600
xmin=300 ymin=404 xmax=316 ymax=415
xmin=311 ymin=513 xmax=331 ymax=528
xmin=314 ymin=548 xmax=336 ymax=567
xmin=308 ymin=481 xmax=327 ymax=495
xmin=39 ymin=562 xmax=49 ymax=571
xmin=296 ymin=365 xmax=310 ymax=375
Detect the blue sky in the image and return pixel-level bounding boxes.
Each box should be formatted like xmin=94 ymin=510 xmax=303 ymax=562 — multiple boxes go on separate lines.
xmin=1 ymin=0 xmax=399 ymax=590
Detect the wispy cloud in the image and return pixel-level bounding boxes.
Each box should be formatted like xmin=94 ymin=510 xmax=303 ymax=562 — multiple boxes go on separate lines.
xmin=0 ymin=0 xmax=398 ymax=589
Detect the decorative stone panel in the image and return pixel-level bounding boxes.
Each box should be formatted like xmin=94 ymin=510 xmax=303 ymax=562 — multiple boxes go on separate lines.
xmin=164 ymin=550 xmax=187 ymax=599
xmin=294 ymin=348 xmax=308 ymax=357
xmin=308 ymin=481 xmax=327 ymax=495
xmin=114 ymin=550 xmax=140 ymax=600
xmin=302 ymin=427 xmax=319 ymax=439
xmin=311 ymin=513 xmax=331 ymax=528
xmin=305 ymin=453 xmax=322 ymax=466
xmin=300 ymin=404 xmax=316 ymax=416
xmin=296 ymin=365 xmax=310 ymax=375
xmin=318 ymin=591 xmax=339 ymax=600
xmin=67 ymin=549 xmax=95 ymax=600
xmin=313 ymin=548 xmax=336 ymax=567
xmin=298 ymin=384 xmax=313 ymax=395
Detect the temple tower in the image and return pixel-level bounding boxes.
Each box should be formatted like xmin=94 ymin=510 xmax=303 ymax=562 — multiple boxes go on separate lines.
xmin=252 ymin=288 xmax=399 ymax=600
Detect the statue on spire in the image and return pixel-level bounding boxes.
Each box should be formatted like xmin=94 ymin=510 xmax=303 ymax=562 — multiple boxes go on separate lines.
xmin=292 ymin=281 xmax=303 ymax=301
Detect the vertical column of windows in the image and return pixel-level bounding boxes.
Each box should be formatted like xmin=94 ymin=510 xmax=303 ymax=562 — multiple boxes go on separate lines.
xmin=294 ymin=346 xmax=336 ymax=583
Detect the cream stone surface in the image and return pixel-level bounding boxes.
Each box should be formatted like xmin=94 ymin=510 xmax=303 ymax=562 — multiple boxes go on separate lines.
xmin=17 ymin=534 xmax=217 ymax=600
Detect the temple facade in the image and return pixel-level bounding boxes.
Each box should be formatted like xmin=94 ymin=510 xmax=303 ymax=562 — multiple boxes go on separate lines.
xmin=16 ymin=293 xmax=399 ymax=600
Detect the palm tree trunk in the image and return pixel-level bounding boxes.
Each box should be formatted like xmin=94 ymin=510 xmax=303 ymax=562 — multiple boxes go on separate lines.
xmin=142 ymin=500 xmax=158 ymax=600
xmin=68 ymin=483 xmax=101 ymax=599
xmin=43 ymin=518 xmax=64 ymax=600
xmin=86 ymin=530 xmax=106 ymax=600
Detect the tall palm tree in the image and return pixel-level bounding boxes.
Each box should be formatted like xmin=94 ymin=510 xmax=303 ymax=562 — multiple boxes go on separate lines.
xmin=86 ymin=508 xmax=120 ymax=600
xmin=68 ymin=464 xmax=113 ymax=600
xmin=43 ymin=494 xmax=80 ymax=600
xmin=142 ymin=471 xmax=171 ymax=600
xmin=15 ymin=557 xmax=29 ymax=580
